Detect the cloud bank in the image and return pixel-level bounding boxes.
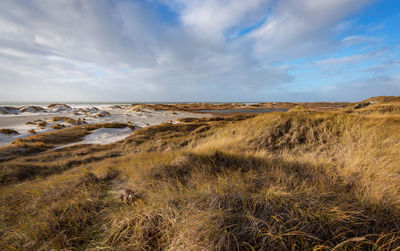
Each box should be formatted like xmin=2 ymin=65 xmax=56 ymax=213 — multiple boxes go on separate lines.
xmin=0 ymin=0 xmax=398 ymax=102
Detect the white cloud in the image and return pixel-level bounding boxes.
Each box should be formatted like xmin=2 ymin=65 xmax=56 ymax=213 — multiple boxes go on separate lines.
xmin=315 ymin=54 xmax=369 ymax=66
xmin=248 ymin=0 xmax=375 ymax=61
xmin=164 ymin=0 xmax=270 ymax=45
xmin=0 ymin=0 xmax=394 ymax=102
xmin=342 ymin=35 xmax=378 ymax=46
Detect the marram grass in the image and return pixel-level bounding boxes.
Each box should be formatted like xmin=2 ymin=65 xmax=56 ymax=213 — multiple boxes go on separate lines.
xmin=1 ymin=98 xmax=400 ymax=250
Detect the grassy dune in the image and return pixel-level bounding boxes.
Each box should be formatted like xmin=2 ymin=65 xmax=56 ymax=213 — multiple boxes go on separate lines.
xmin=0 ymin=122 xmax=130 ymax=162
xmin=1 ymin=97 xmax=400 ymax=250
xmin=130 ymin=101 xmax=350 ymax=112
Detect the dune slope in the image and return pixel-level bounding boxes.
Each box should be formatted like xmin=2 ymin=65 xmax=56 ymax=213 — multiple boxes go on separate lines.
xmin=1 ymin=98 xmax=400 ymax=250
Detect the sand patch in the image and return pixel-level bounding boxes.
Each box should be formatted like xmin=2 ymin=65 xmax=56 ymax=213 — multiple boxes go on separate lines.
xmin=78 ymin=127 xmax=134 ymax=145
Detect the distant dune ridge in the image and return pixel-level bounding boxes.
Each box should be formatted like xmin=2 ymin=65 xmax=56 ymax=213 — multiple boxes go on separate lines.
xmin=0 ymin=103 xmax=212 ymax=147
xmin=1 ymin=96 xmax=400 ymax=250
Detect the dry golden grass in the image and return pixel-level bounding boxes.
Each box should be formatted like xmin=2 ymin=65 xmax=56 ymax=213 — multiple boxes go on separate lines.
xmin=50 ymin=116 xmax=80 ymax=125
xmin=0 ymin=129 xmax=19 ymax=135
xmin=345 ymin=96 xmax=400 ymax=115
xmin=129 ymin=101 xmax=351 ymax=113
xmin=177 ymin=114 xmax=254 ymax=123
xmin=1 ymin=97 xmax=400 ymax=250
xmin=27 ymin=129 xmax=36 ymax=134
xmin=0 ymin=122 xmax=130 ymax=162
xmin=47 ymin=103 xmax=71 ymax=108
xmin=51 ymin=123 xmax=66 ymax=129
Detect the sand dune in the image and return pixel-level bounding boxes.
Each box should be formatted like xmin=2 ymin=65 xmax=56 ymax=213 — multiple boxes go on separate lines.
xmin=0 ymin=104 xmax=211 ymax=146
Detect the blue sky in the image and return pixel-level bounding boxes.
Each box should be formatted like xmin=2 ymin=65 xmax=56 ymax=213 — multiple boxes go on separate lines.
xmin=0 ymin=0 xmax=399 ymax=102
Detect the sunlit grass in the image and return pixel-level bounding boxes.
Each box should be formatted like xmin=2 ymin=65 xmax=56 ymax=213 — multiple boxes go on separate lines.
xmin=1 ymin=98 xmax=400 ymax=249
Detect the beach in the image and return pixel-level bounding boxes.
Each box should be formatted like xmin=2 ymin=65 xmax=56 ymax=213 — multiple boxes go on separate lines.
xmin=0 ymin=104 xmax=212 ymax=146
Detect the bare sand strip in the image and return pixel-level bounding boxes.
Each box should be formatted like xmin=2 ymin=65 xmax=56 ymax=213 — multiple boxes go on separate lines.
xmin=54 ymin=127 xmax=135 ymax=150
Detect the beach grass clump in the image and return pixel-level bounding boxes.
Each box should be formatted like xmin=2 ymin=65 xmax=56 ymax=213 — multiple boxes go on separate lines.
xmin=0 ymin=128 xmax=19 ymax=135
xmin=37 ymin=121 xmax=47 ymax=128
xmin=12 ymin=127 xmax=90 ymax=146
xmin=49 ymin=116 xmax=85 ymax=125
xmin=19 ymin=106 xmax=45 ymax=112
xmin=50 ymin=116 xmax=79 ymax=125
xmin=176 ymin=114 xmax=254 ymax=123
xmin=0 ymin=140 xmax=50 ymax=162
xmin=0 ymin=172 xmax=111 ymax=249
xmin=47 ymin=103 xmax=71 ymax=108
xmin=51 ymin=123 xmax=66 ymax=129
xmin=94 ymin=122 xmax=127 ymax=129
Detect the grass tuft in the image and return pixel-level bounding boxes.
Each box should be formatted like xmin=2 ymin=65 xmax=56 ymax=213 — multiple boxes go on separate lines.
xmin=0 ymin=129 xmax=19 ymax=135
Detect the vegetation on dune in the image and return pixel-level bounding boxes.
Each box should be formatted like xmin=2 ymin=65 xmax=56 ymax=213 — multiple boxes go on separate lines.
xmin=0 ymin=122 xmax=130 ymax=162
xmin=25 ymin=117 xmax=86 ymax=129
xmin=346 ymin=96 xmax=400 ymax=115
xmin=130 ymin=101 xmax=349 ymax=112
xmin=51 ymin=123 xmax=66 ymax=130
xmin=37 ymin=121 xmax=47 ymax=128
xmin=28 ymin=129 xmax=36 ymax=134
xmin=47 ymin=103 xmax=71 ymax=108
xmin=176 ymin=114 xmax=255 ymax=123
xmin=0 ymin=129 xmax=19 ymax=135
xmin=1 ymin=97 xmax=400 ymax=250
xmin=19 ymin=105 xmax=45 ymax=112
xmin=50 ymin=116 xmax=84 ymax=125
xmin=131 ymin=102 xmax=248 ymax=111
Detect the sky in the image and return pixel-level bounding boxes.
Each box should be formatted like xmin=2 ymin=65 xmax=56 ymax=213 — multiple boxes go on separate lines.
xmin=0 ymin=0 xmax=399 ymax=102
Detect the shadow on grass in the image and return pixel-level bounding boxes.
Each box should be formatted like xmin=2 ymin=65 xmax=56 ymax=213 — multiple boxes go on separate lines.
xmin=145 ymin=150 xmax=400 ymax=250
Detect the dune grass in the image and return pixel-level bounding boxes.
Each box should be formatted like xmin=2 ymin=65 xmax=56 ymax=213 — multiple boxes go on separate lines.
xmin=50 ymin=116 xmax=81 ymax=125
xmin=0 ymin=122 xmax=130 ymax=162
xmin=1 ymin=97 xmax=400 ymax=250
xmin=0 ymin=129 xmax=19 ymax=135
xmin=51 ymin=123 xmax=66 ymax=129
